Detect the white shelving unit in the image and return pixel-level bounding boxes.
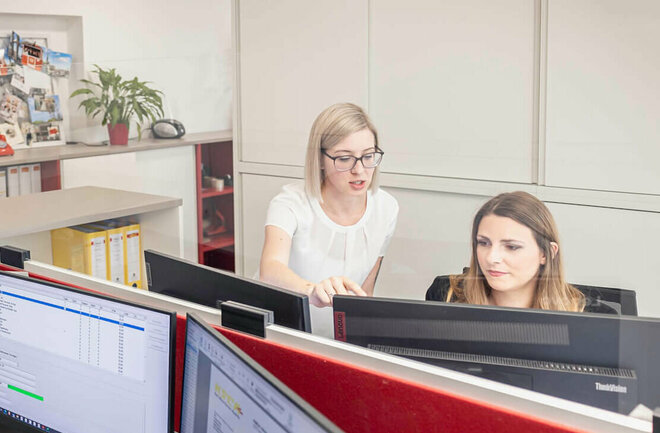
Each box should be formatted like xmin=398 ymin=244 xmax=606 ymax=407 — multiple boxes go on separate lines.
xmin=0 ymin=185 xmax=183 ymax=288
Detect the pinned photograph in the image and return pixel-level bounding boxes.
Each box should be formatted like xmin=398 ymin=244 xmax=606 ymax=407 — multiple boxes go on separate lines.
xmin=28 ymin=94 xmax=62 ymax=123
xmin=0 ymin=122 xmax=24 ymax=146
xmin=7 ymin=31 xmax=21 ymax=63
xmin=33 ymin=122 xmax=60 ymax=142
xmin=10 ymin=65 xmax=29 ymax=94
xmin=20 ymin=40 xmax=45 ymax=72
xmin=0 ymin=93 xmax=21 ymax=123
xmin=0 ymin=49 xmax=13 ymax=76
xmin=16 ymin=97 xmax=29 ymax=122
xmin=24 ymin=67 xmax=51 ymax=91
xmin=46 ymin=49 xmax=73 ymax=78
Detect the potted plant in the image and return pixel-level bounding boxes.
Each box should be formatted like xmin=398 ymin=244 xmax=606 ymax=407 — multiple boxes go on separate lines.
xmin=70 ymin=65 xmax=164 ymax=145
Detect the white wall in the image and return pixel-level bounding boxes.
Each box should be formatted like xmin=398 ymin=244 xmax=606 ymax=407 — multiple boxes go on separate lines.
xmin=238 ymin=0 xmax=368 ymax=166
xmin=234 ymin=0 xmax=660 ymax=317
xmin=1 ymin=1 xmax=232 ymax=140
xmin=1 ymin=0 xmax=233 ymax=261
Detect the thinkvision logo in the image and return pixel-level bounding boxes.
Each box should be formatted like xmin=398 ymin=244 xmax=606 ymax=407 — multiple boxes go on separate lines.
xmin=595 ymin=382 xmax=627 ymax=394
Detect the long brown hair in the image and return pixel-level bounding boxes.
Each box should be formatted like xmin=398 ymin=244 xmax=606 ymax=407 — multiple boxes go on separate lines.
xmin=451 ymin=191 xmax=585 ymax=312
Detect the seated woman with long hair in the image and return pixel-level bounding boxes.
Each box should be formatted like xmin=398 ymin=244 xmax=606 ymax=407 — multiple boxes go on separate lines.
xmin=426 ymin=191 xmax=615 ymax=313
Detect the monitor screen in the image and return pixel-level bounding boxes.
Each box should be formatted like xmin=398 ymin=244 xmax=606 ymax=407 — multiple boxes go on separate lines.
xmin=180 ymin=313 xmax=343 ymax=433
xmin=333 ymin=295 xmax=660 ymax=415
xmin=145 ymin=250 xmax=311 ymax=332
xmin=0 ymin=271 xmax=175 ymax=433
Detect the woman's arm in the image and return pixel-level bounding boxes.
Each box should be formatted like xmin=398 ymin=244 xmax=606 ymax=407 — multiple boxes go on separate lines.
xmin=361 ymin=256 xmax=384 ymax=296
xmin=260 ymin=225 xmax=366 ymax=307
xmin=259 ymin=225 xmax=311 ymax=293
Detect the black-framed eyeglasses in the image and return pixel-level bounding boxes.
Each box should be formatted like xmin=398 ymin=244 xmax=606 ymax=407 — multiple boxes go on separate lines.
xmin=322 ymin=148 xmax=384 ymax=172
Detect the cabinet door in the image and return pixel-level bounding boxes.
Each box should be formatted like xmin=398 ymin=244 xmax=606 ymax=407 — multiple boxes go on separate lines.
xmin=549 ymin=202 xmax=660 ymax=317
xmin=545 ymin=0 xmax=660 ymax=194
xmin=240 ymin=174 xmax=293 ymax=277
xmin=370 ymin=0 xmax=536 ymax=183
xmin=238 ymin=0 xmax=368 ymax=166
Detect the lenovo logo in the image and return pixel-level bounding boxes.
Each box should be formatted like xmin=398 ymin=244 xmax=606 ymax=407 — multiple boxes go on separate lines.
xmin=334 ymin=311 xmax=346 ymax=341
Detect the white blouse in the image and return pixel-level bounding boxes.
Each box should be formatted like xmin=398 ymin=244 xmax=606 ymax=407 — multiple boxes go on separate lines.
xmin=265 ymin=182 xmax=399 ymax=337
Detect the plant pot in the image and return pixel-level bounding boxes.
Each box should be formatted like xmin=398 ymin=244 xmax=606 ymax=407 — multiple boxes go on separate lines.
xmin=107 ymin=123 xmax=129 ymax=145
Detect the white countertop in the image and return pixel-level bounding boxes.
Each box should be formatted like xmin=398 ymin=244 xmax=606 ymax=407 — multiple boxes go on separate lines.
xmin=0 ymin=186 xmax=182 ymax=238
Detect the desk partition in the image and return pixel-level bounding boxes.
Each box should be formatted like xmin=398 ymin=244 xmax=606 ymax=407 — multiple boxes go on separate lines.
xmin=14 ymin=260 xmax=652 ymax=433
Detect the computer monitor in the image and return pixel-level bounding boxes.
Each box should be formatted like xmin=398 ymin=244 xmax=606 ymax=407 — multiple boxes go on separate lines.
xmin=180 ymin=313 xmax=343 ymax=433
xmin=145 ymin=250 xmax=311 ymax=332
xmin=572 ymin=283 xmax=638 ymax=316
xmin=0 ymin=271 xmax=176 ymax=433
xmin=333 ymin=295 xmax=660 ymax=415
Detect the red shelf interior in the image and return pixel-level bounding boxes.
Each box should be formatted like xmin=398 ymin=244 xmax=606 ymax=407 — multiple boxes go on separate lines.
xmin=200 ymin=231 xmax=234 ymax=253
xmin=201 ymin=186 xmax=233 ymax=199
xmin=196 ymin=141 xmax=235 ymax=271
xmin=40 ymin=160 xmax=61 ymax=191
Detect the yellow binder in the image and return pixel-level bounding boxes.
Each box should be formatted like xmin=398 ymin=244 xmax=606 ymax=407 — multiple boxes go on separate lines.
xmin=86 ymin=222 xmax=125 ymax=285
xmin=51 ymin=225 xmax=107 ymax=279
xmin=119 ymin=220 xmax=143 ymax=288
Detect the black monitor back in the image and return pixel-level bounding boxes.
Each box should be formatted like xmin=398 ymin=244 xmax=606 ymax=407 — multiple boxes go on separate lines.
xmin=145 ymin=250 xmax=311 ymax=332
xmin=333 ymin=295 xmax=660 ymax=412
xmin=573 ymin=283 xmax=638 ymax=316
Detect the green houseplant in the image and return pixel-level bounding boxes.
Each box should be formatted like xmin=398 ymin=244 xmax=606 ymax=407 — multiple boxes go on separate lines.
xmin=70 ymin=65 xmax=164 ymax=145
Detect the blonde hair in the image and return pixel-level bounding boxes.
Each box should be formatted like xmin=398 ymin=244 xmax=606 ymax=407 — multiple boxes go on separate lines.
xmin=451 ymin=191 xmax=585 ymax=312
xmin=304 ymin=103 xmax=380 ymax=200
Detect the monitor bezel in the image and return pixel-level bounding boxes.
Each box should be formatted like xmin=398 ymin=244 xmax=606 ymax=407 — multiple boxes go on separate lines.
xmin=0 ymin=270 xmax=176 ymax=433
xmin=181 ymin=312 xmax=343 ymax=433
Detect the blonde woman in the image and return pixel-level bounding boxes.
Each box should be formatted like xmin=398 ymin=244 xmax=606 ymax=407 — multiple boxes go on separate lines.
xmin=260 ymin=103 xmax=399 ymax=336
xmin=426 ymin=191 xmax=615 ymax=314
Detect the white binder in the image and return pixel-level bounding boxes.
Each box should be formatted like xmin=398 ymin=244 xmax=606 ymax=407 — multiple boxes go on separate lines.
xmin=18 ymin=165 xmax=31 ymax=196
xmin=7 ymin=165 xmax=19 ymax=197
xmin=30 ymin=163 xmax=42 ymax=193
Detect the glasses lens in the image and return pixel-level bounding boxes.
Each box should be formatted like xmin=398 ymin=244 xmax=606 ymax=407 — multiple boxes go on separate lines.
xmin=334 ymin=156 xmax=357 ymax=171
xmin=362 ymin=152 xmax=382 ymax=168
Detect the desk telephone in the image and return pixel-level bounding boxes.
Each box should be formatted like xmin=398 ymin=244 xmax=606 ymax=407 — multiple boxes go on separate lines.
xmin=152 ymin=119 xmax=186 ymax=139
xmin=0 ymin=134 xmax=15 ymax=156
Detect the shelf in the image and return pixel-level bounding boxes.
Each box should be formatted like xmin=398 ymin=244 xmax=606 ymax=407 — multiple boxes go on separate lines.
xmin=0 ymin=186 xmax=182 ymax=239
xmin=0 ymin=130 xmax=232 ymax=168
xmin=200 ymin=232 xmax=235 ymax=253
xmin=201 ymin=186 xmax=234 ymax=199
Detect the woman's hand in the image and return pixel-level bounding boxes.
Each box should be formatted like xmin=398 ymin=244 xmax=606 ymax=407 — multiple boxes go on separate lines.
xmin=307 ymin=276 xmax=367 ymax=307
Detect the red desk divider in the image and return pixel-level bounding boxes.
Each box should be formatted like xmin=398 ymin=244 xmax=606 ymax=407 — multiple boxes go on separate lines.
xmin=0 ymin=264 xmax=588 ymax=433
xmin=174 ymin=314 xmax=187 ymax=431
xmin=208 ymin=324 xmax=588 ymax=433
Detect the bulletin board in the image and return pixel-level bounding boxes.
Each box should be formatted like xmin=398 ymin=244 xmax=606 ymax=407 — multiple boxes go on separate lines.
xmin=0 ymin=31 xmax=72 ymax=148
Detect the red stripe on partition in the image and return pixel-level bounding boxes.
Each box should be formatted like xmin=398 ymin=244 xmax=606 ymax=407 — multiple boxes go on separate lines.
xmin=173 ymin=314 xmax=187 ymax=432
